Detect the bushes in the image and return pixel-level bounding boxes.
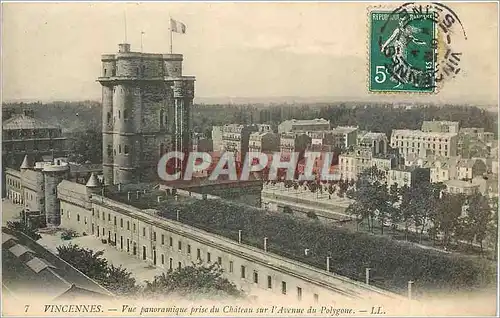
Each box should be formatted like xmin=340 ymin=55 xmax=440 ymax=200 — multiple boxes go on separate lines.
xmin=61 ymin=229 xmax=78 ymax=240
xmin=7 ymin=221 xmax=41 ymax=241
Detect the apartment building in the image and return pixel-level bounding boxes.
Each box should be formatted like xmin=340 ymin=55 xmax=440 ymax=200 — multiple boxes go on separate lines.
xmin=331 ymin=126 xmax=359 ymax=149
xmin=387 ymin=166 xmax=431 ymax=188
xmin=421 ymin=120 xmax=459 ymax=134
xmin=248 ymin=132 xmax=280 ymax=154
xmin=391 ymin=130 xmax=458 ymax=158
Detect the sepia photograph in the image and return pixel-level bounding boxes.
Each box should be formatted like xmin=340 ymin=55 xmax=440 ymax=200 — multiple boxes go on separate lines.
xmin=1 ymin=1 xmax=499 ymax=316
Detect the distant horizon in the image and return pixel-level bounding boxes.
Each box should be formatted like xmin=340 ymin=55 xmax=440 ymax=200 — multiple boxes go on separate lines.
xmin=2 ymin=3 xmax=498 ymax=105
xmin=2 ymin=96 xmax=498 ymax=109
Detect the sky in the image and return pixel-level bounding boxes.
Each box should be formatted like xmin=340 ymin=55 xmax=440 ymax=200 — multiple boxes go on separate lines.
xmin=2 ymin=2 xmax=499 ymax=106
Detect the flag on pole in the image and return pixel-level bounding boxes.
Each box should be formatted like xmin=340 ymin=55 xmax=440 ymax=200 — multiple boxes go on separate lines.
xmin=170 ymin=18 xmax=186 ymax=34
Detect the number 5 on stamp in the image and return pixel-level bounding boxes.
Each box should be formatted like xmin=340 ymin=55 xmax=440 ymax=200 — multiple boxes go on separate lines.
xmin=369 ymin=10 xmax=436 ymax=93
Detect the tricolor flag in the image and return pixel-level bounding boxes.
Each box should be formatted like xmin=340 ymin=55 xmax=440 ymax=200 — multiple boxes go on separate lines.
xmin=170 ymin=18 xmax=186 ymax=34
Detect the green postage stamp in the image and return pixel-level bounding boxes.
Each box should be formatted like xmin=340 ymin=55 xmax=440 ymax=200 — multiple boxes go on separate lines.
xmin=368 ymin=3 xmax=467 ymax=93
xmin=369 ymin=9 xmax=436 ymax=93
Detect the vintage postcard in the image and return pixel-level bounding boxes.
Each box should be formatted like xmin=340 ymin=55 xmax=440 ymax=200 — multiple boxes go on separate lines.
xmin=1 ymin=1 xmax=498 ymax=317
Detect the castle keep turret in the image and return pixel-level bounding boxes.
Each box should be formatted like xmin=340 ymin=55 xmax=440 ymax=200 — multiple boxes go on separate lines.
xmin=43 ymin=160 xmax=69 ymax=226
xmin=98 ymin=43 xmax=195 ymax=185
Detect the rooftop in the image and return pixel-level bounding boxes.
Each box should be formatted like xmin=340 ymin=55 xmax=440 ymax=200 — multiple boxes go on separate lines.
xmin=444 ymin=179 xmax=480 ymax=188
xmin=2 ymin=227 xmax=113 ymax=301
xmin=391 ymin=129 xmax=457 ymax=138
xmin=281 ymin=118 xmax=330 ymax=125
xmin=2 ymin=114 xmax=59 ymax=131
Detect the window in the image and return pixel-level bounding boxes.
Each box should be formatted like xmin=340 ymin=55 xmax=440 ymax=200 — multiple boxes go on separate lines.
xmin=61 ymin=209 xmax=64 ymax=216
xmin=282 ymin=281 xmax=287 ymax=295
xmin=124 ymin=110 xmax=128 ymax=119
xmin=127 ymin=221 xmax=130 ymax=230
xmin=114 ymin=216 xmax=117 ymax=225
xmin=133 ymin=223 xmax=136 ymax=232
xmin=118 ymin=110 xmax=121 ymax=119
xmin=124 ymin=145 xmax=129 ymax=154
xmin=169 ymin=237 xmax=173 ymax=247
xmin=187 ymin=244 xmax=191 ymax=254
xmin=77 ymin=214 xmax=80 ymax=222
xmin=267 ymin=276 xmax=272 ymax=289
xmin=153 ymin=232 xmax=156 ymax=241
xmin=207 ymin=252 xmax=211 ymax=262
xmin=107 ymin=112 xmax=111 ymax=124
xmin=108 ymin=214 xmax=110 ymax=221
xmin=178 ymin=262 xmax=182 ymax=269
xmin=297 ymin=287 xmax=302 ymax=301
xmin=314 ymin=294 xmax=319 ymax=303
xmin=217 ymin=256 xmax=222 ymax=265
xmin=169 ymin=258 xmax=173 ymax=270
xmin=161 ymin=254 xmax=165 ymax=265
xmin=197 ymin=248 xmax=201 ymax=259
xmin=84 ymin=217 xmax=88 ymax=225
xmin=241 ymin=266 xmax=246 ymax=279
xmin=161 ymin=234 xmax=165 ymax=245
xmin=119 ymin=145 xmax=122 ymax=153
xmin=253 ymin=271 xmax=259 ymax=284
xmin=142 ymin=227 xmax=146 ymax=237
xmin=120 ymin=218 xmax=123 ymax=227
xmin=229 ymin=261 xmax=234 ymax=273
xmin=107 ymin=145 xmax=112 ymax=156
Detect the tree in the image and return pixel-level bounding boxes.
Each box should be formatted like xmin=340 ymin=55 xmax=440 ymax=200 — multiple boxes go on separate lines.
xmin=464 ymin=193 xmax=493 ymax=253
xmin=100 ymin=264 xmax=140 ymax=296
xmin=143 ymin=263 xmax=243 ymax=299
xmin=7 ymin=221 xmax=41 ymax=241
xmin=57 ymin=244 xmax=109 ymax=281
xmin=433 ymin=193 xmax=466 ymax=248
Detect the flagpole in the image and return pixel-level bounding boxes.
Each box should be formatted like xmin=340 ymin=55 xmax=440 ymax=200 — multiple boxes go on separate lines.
xmin=140 ymin=31 xmax=144 ymax=53
xmin=169 ymin=16 xmax=173 ymax=54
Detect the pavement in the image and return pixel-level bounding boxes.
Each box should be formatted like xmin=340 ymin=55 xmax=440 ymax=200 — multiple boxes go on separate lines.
xmin=2 ymin=198 xmax=165 ymax=285
xmin=1 ymin=199 xmax=23 ymax=226
xmin=37 ymin=233 xmax=165 ymax=285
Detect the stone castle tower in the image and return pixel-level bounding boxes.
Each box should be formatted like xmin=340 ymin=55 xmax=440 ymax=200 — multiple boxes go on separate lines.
xmin=98 ymin=43 xmax=195 ymax=185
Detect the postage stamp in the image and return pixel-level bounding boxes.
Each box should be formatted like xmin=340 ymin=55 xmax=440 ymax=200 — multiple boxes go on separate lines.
xmin=368 ymin=3 xmax=467 ymax=93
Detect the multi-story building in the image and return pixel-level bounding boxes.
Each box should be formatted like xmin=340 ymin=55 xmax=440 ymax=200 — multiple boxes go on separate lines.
xmin=5 ymin=156 xmax=69 ymax=226
xmin=387 ymin=166 xmax=431 ymax=188
xmin=220 ymin=124 xmax=260 ymax=162
xmin=211 ymin=126 xmax=223 ymax=152
xmin=331 ymin=126 xmax=359 ymax=149
xmin=391 ymin=130 xmax=458 ymax=158
xmin=56 ymin=182 xmax=399 ymax=303
xmin=338 ymin=133 xmax=390 ymax=181
xmin=279 ymin=132 xmax=312 ymax=154
xmin=456 ymin=158 xmax=488 ymax=180
xmin=192 ymin=132 xmax=213 ymax=152
xmin=306 ymin=131 xmax=342 ymax=148
xmin=459 ymin=127 xmax=495 ymax=144
xmin=278 ymin=118 xmax=330 ymax=134
xmin=248 ymin=132 xmax=279 ymax=154
xmin=421 ymin=120 xmax=459 ymax=134
xmin=98 ymin=43 xmax=195 ymax=185
xmin=428 ymin=157 xmax=460 ymax=183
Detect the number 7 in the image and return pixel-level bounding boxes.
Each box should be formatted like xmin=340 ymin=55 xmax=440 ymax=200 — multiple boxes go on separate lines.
xmin=25 ymin=305 xmax=30 ymax=312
